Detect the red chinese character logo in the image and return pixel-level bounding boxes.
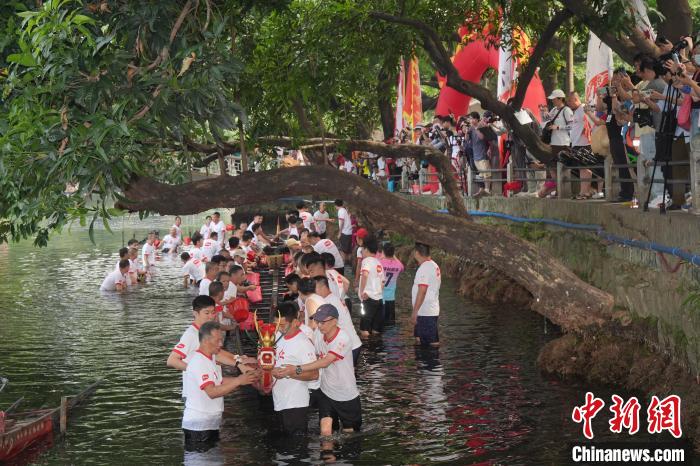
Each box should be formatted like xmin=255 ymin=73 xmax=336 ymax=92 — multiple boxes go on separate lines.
xmin=609 ymin=395 xmax=641 ymax=435
xmin=572 ymin=392 xmax=605 ymax=439
xmin=647 ymin=395 xmax=682 ymax=438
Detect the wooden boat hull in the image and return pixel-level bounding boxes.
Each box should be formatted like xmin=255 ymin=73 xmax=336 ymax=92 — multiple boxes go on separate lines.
xmin=0 ymin=380 xmax=100 ymax=461
xmin=0 ymin=410 xmax=53 ymax=461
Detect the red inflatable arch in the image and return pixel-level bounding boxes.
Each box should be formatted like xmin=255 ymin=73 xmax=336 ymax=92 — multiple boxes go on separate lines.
xmin=435 ymin=38 xmax=546 ymax=121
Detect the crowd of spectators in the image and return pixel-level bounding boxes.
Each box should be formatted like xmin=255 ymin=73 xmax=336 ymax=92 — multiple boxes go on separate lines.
xmin=323 ymin=34 xmax=700 ymax=212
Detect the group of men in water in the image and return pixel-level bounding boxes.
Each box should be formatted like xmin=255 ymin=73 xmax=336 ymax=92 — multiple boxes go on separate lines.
xmin=101 ymin=200 xmax=441 ymax=451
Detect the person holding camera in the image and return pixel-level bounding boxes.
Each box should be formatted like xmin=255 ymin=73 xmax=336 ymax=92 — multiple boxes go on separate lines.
xmin=466 ymin=111 xmax=491 ymax=196
xmin=596 ymin=71 xmax=635 ymax=202
xmin=633 ymin=55 xmax=666 ymax=205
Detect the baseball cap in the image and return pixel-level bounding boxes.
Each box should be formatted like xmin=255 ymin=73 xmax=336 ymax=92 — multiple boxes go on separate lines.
xmin=547 ymin=89 xmax=566 ymax=99
xmin=286 ymin=238 xmax=301 ymax=248
xmin=232 ymin=250 xmax=246 ymax=258
xmin=356 ymin=228 xmax=369 ymax=239
xmin=312 ymin=304 xmax=339 ymax=322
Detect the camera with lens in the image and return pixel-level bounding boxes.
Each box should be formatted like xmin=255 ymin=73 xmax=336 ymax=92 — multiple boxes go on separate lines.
xmin=657 ymin=38 xmax=690 ymax=72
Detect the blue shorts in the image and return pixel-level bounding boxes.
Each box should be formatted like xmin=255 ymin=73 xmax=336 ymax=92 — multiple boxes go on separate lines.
xmin=414 ymin=316 xmax=439 ymax=345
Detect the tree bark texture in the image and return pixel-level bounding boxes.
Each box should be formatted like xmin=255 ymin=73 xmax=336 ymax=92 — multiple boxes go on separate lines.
xmin=118 ymin=166 xmax=614 ymax=331
xmin=377 ymin=62 xmax=397 ymax=140
xmin=264 ymin=137 xmax=468 ymax=217
xmin=657 ymin=0 xmax=692 ymax=43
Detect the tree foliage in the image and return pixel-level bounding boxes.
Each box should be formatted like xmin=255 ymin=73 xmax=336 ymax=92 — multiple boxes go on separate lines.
xmin=0 ymin=0 xmax=695 ymax=245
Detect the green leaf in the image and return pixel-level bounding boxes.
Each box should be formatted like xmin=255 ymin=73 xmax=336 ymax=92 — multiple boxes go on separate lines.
xmin=7 ymin=53 xmax=36 ymax=66
xmin=72 ymin=14 xmax=94 ymax=25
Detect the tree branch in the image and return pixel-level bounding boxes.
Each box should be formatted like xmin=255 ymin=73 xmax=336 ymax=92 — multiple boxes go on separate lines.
xmin=511 ymin=9 xmax=573 ymax=110
xmin=559 ymin=0 xmax=659 ymax=63
xmin=370 ymin=11 xmax=554 ymax=162
xmin=117 ymin=166 xmax=614 ymax=331
xmin=263 ymin=137 xmax=468 ymax=217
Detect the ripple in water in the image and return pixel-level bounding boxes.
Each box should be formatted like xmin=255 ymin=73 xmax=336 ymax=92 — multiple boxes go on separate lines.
xmin=0 ymin=219 xmax=658 ymax=465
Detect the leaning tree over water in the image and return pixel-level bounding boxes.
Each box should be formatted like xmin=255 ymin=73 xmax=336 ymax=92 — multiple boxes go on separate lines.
xmin=0 ymin=0 xmax=693 ymax=327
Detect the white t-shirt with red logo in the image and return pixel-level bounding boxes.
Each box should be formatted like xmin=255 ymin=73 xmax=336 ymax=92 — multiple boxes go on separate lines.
xmin=313 ymin=239 xmax=344 ymax=268
xmin=172 ymin=323 xmax=200 ymax=394
xmin=100 ymin=270 xmax=128 ymax=291
xmin=326 ymin=269 xmax=346 ymax=301
xmin=182 ymin=350 xmax=224 ymax=431
xmin=299 ymin=211 xmax=316 ymax=231
xmin=323 ymin=293 xmax=361 ymax=351
xmin=142 ymin=242 xmax=157 ymax=267
xmin=272 ymin=330 xmax=317 ymax=411
xmin=412 ymin=260 xmax=441 ymax=317
xmin=360 ymin=256 xmax=384 ymax=300
xmin=182 ymin=258 xmax=205 ymax=283
xmin=313 ymin=328 xmax=359 ymax=401
xmin=162 ymin=234 xmax=180 ymax=252
xmin=190 ymin=247 xmax=206 ymax=263
xmin=202 ymin=238 xmax=218 ymax=261
xmin=210 ymin=220 xmax=225 ymax=248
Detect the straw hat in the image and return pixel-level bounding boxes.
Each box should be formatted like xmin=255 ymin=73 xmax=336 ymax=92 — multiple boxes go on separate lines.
xmin=590 ymin=125 xmax=611 ymax=157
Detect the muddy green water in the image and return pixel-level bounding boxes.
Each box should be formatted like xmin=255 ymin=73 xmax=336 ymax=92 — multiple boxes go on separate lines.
xmin=0 ymin=216 xmax=682 ymax=465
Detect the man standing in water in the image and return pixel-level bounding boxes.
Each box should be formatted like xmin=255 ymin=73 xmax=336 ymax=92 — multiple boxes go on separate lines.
xmin=275 ymin=304 xmax=361 ymax=435
xmin=335 ymin=199 xmax=353 ymax=267
xmin=271 ymin=302 xmax=319 ymax=435
xmin=411 ymin=242 xmax=441 ymax=347
xmin=210 ymin=212 xmax=226 ymax=250
xmin=313 ymin=202 xmax=334 ymax=239
xmin=182 ymin=321 xmax=258 ymax=451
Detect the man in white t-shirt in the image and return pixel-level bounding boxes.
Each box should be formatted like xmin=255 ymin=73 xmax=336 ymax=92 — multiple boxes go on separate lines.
xmin=411 ymin=242 xmax=441 ymax=347
xmin=100 ymin=260 xmax=129 ymax=291
xmin=199 ymin=262 xmax=219 ymax=296
xmin=246 ymin=214 xmax=264 ymax=232
xmin=172 ymin=216 xmax=183 ymax=239
xmin=142 ymin=232 xmax=157 ymax=271
xmin=271 ymin=302 xmax=319 ymax=435
xmin=334 ymin=199 xmax=353 ymax=264
xmin=199 ymin=215 xmax=212 ymax=240
xmin=275 ymin=304 xmax=361 ymax=435
xmin=313 ymin=202 xmax=334 ymax=239
xmin=376 ymin=155 xmax=387 ymax=187
xmin=358 ymin=235 xmax=384 ymax=338
xmin=308 ymin=232 xmax=344 ymax=272
xmin=202 ymin=232 xmax=219 ymax=261
xmin=162 ymin=227 xmax=181 ymax=254
xmin=322 ymin=253 xmax=349 ymax=302
xmin=181 ymin=321 xmax=258 ymax=451
xmin=314 ymin=276 xmax=362 ymax=365
xmin=296 ymin=202 xmax=317 ymax=232
xmin=189 ymin=233 xmax=207 ymax=263
xmin=209 ymin=212 xmax=226 ymax=249
xmin=181 ymin=252 xmax=205 ymax=287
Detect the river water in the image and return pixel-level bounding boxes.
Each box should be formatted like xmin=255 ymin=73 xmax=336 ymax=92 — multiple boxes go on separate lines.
xmin=0 ymin=216 xmax=674 ymax=465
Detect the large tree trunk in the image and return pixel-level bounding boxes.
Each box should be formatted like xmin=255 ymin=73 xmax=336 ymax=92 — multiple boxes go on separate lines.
xmin=118 ymin=166 xmax=613 ymax=331
xmin=377 ymin=62 xmax=396 ymax=140
xmin=657 ymin=0 xmax=692 ymax=43
xmin=264 ymin=137 xmax=468 ymax=217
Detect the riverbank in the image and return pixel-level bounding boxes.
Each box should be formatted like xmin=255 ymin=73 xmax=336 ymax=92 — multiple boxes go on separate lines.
xmin=394 ymin=194 xmax=700 ymax=450
xmin=394 ymin=241 xmax=700 ymax=449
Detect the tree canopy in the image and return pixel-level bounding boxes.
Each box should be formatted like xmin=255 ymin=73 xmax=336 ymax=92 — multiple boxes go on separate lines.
xmin=0 ymin=0 xmax=695 ymax=245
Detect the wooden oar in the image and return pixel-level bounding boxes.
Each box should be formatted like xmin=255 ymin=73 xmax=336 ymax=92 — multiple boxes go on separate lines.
xmin=4 ymin=397 xmax=24 ymax=414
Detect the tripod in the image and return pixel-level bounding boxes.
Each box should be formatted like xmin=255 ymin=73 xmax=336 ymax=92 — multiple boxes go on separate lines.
xmin=643 ymin=84 xmax=679 ymax=214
